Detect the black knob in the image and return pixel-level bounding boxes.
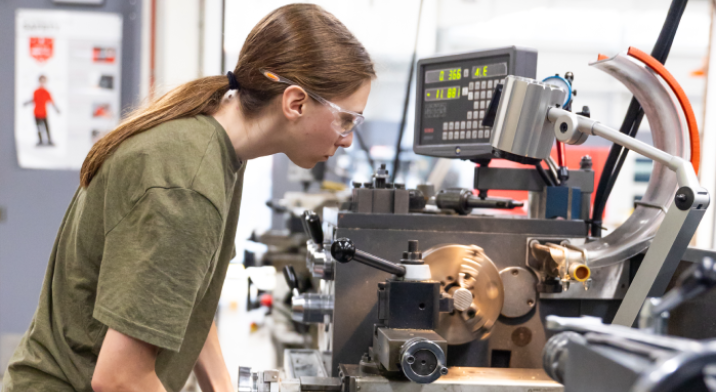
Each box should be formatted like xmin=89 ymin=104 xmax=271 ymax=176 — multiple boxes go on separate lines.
xmin=331 ymin=238 xmax=406 ymax=276
xmin=331 ymin=238 xmax=356 ymax=263
xmin=283 ymin=265 xmax=299 ymax=291
xmin=576 ymin=106 xmax=590 ymax=118
xmin=303 ymin=210 xmax=323 ymax=244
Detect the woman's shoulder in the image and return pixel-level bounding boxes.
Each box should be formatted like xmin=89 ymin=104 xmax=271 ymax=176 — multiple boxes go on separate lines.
xmin=102 ymin=115 xmax=223 ymax=194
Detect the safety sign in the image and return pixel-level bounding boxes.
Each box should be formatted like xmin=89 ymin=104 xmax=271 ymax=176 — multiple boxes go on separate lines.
xmin=15 ymin=10 xmax=122 ymax=170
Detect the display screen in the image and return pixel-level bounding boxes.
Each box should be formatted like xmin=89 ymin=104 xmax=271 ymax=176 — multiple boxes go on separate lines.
xmin=425 ymin=86 xmax=461 ymax=101
xmin=425 ymin=67 xmax=462 ymax=84
xmin=471 ymin=62 xmax=507 ymax=79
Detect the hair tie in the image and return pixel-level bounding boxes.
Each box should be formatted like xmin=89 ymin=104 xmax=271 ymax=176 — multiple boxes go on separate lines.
xmin=226 ymin=71 xmax=240 ymax=91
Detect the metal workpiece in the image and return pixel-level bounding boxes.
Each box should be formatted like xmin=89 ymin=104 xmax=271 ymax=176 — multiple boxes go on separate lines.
xmin=499 ymin=267 xmax=537 ymax=318
xmin=423 ymin=244 xmax=504 ymax=345
xmin=529 ymin=241 xmax=591 ymax=289
xmin=490 ymin=75 xmax=567 ymax=164
xmin=339 ymin=364 xmax=562 ymax=392
xmin=292 ymin=293 xmax=334 ymax=324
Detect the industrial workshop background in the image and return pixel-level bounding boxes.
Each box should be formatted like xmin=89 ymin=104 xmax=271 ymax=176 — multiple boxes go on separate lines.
xmin=0 ymin=0 xmax=714 ymax=390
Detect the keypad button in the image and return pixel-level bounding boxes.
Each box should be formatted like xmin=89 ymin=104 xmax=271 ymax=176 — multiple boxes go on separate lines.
xmin=480 ymin=101 xmax=486 ymax=109
xmin=469 ymin=82 xmax=474 ymax=90
xmin=443 ymin=122 xmax=448 ymax=131
xmin=488 ymin=80 xmax=493 ymax=88
xmin=472 ymin=120 xmax=478 ymax=129
xmin=460 ymin=121 xmax=466 ymax=130
xmin=467 ymin=111 xmax=473 ymax=120
xmin=481 ymin=81 xmax=486 ymax=89
xmin=449 ymin=122 xmax=454 ymax=130
xmin=485 ymin=130 xmax=491 ymax=138
xmin=472 ymin=110 xmax=478 ymax=119
xmin=468 ymin=92 xmax=474 ymax=101
xmin=467 ymin=121 xmax=472 ymax=129
xmin=480 ymin=110 xmax=485 ymax=119
xmin=474 ymin=101 xmax=479 ymax=110
xmin=472 ymin=130 xmax=477 ymax=139
xmin=463 ymin=69 xmax=469 ymax=78
xmin=442 ymin=132 xmax=447 ymax=140
xmin=460 ymin=131 xmax=465 ymax=139
xmin=449 ymin=132 xmax=454 ymax=140
xmin=487 ymin=90 xmax=492 ymax=99
xmin=480 ymin=91 xmax=486 ymax=99
xmin=463 ymin=87 xmax=469 ymax=96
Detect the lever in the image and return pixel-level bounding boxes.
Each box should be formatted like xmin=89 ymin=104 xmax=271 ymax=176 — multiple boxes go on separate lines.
xmin=331 ymin=238 xmax=406 ymax=277
xmin=283 ymin=265 xmax=300 ymax=293
xmin=302 ymin=210 xmax=323 ymax=245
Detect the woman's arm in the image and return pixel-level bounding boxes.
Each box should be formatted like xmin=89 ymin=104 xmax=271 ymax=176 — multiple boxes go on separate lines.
xmin=194 ymin=321 xmax=234 ymax=392
xmin=92 ymin=328 xmax=167 ymax=392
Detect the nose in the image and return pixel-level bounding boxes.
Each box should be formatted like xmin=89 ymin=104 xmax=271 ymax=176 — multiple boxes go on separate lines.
xmin=336 ymin=132 xmax=353 ymax=149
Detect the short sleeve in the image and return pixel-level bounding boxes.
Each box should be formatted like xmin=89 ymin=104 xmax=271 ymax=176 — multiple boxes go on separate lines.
xmin=93 ymin=187 xmax=223 ymax=351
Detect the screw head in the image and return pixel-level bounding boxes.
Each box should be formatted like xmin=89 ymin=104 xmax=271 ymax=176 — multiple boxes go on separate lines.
xmin=406 ymin=356 xmax=415 ymax=365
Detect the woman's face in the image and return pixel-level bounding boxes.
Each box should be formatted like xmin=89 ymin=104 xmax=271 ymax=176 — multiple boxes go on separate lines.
xmin=283 ymin=80 xmax=371 ymax=168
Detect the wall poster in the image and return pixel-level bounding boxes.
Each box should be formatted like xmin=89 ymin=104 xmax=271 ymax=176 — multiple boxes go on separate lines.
xmin=15 ymin=10 xmax=122 ymax=170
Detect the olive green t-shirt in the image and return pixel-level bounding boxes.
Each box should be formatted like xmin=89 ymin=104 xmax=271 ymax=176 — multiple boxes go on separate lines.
xmin=2 ymin=115 xmax=245 ymax=392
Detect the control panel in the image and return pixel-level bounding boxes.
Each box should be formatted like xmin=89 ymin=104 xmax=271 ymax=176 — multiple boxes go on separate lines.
xmin=413 ymin=46 xmax=537 ymax=160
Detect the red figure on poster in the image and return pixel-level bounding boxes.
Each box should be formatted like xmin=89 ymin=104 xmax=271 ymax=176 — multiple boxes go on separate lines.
xmin=24 ymin=75 xmax=60 ymax=146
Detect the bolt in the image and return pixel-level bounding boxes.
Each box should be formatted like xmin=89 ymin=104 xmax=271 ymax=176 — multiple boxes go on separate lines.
xmin=406 ymin=356 xmax=415 ymax=365
xmin=676 ymin=194 xmax=687 ymax=202
xmin=440 ymin=367 xmax=449 ymax=375
xmin=580 ymin=155 xmax=593 ymax=170
xmin=559 ymin=122 xmax=569 ymax=133
xmin=408 ymin=240 xmax=419 ymax=252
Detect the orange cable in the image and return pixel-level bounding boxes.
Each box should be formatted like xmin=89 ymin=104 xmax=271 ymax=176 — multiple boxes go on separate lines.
xmin=626 ymin=46 xmax=701 ymax=174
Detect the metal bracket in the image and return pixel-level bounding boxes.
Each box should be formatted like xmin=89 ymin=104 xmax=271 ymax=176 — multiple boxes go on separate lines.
xmin=612 ymin=195 xmax=708 ymax=326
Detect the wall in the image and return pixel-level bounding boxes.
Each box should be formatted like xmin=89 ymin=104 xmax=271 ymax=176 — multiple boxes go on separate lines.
xmin=0 ymin=0 xmax=143 ymax=373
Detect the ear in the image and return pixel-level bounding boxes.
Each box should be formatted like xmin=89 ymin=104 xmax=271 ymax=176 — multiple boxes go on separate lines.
xmin=282 ymin=85 xmax=309 ymax=121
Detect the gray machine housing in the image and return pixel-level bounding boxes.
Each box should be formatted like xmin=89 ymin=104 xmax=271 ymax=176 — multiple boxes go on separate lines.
xmin=413 ymin=46 xmax=538 ymax=160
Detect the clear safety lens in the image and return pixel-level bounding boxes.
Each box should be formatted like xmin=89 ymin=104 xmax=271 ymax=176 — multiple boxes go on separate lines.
xmin=332 ymin=111 xmax=364 ymax=136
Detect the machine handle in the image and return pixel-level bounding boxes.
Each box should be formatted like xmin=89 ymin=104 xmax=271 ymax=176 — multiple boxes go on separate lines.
xmin=283 ymin=265 xmax=300 ymax=292
xmin=303 ymin=210 xmax=324 ymax=245
xmin=331 ymin=238 xmax=406 ymax=277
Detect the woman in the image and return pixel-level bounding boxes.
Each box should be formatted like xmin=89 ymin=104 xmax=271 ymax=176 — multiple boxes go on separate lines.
xmin=2 ymin=4 xmax=374 ymax=392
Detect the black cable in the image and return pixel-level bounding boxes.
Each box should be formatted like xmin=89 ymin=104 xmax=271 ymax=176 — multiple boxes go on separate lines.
xmin=390 ymin=0 xmax=424 ymax=183
xmin=536 ymin=163 xmax=556 ymax=187
xmin=354 ymin=129 xmax=375 ymax=170
xmin=590 ymin=0 xmax=688 ymax=237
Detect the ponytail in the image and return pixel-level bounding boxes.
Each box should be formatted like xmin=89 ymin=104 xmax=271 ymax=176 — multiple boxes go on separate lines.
xmin=80 ymin=3 xmax=375 ymax=188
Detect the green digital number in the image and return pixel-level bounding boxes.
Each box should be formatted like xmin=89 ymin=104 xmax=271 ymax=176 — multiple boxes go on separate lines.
xmin=439 ymin=70 xmax=445 ymax=81
xmin=448 ymin=68 xmax=461 ymax=81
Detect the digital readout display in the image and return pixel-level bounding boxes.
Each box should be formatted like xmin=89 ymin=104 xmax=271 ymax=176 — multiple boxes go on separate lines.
xmin=425 ymin=86 xmax=461 ymax=101
xmin=471 ymin=62 xmax=507 ymax=79
xmin=425 ymin=67 xmax=462 ymax=84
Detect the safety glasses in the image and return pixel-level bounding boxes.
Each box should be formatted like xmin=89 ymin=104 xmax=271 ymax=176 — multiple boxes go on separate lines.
xmin=260 ymin=69 xmax=365 ymax=137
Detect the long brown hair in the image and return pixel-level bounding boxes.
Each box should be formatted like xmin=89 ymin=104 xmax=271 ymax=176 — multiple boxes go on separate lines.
xmin=80 ymin=3 xmax=375 ymax=187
